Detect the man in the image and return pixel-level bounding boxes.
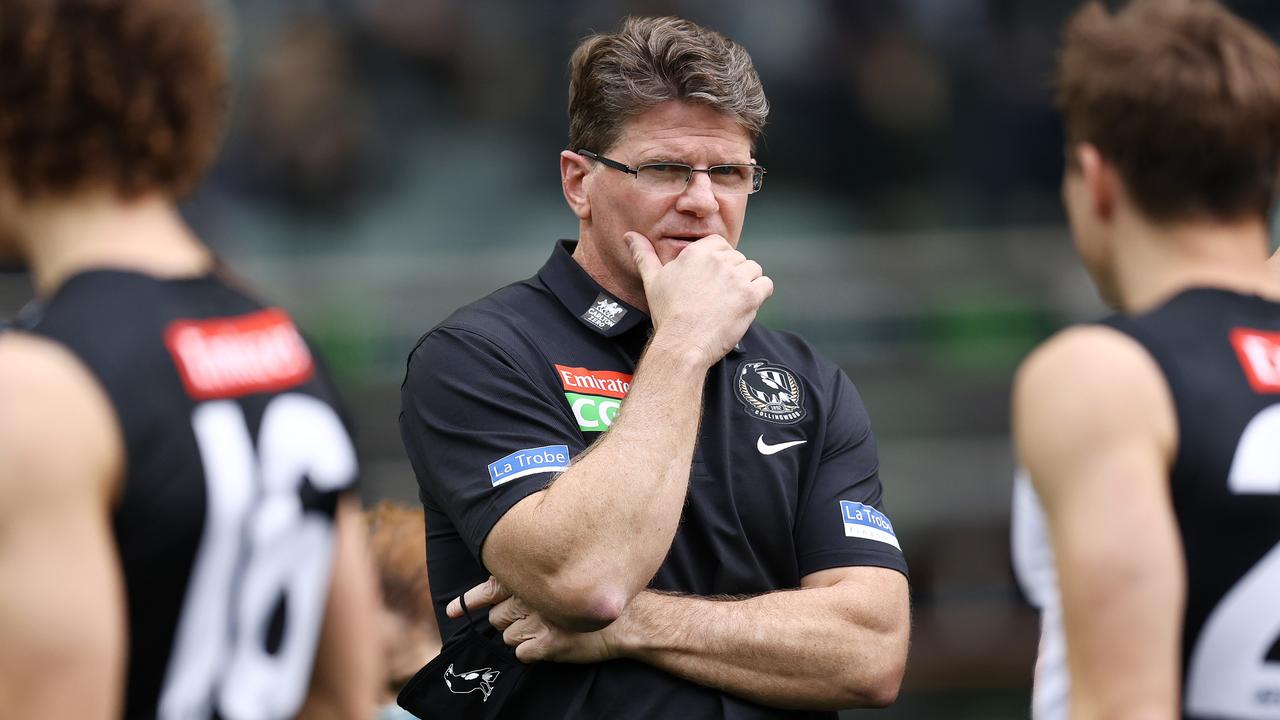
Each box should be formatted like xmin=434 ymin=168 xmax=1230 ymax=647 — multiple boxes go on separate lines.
xmin=399 ymin=16 xmax=910 ymax=718
xmin=1012 ymin=1 xmax=1280 ymax=718
xmin=0 ymin=1 xmax=379 ymax=717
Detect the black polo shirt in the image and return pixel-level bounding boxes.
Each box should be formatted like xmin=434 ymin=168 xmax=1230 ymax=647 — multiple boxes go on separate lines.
xmin=400 ymin=241 xmax=908 ymax=719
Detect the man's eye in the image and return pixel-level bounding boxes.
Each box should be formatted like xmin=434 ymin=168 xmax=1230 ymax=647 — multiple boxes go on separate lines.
xmin=645 ymin=164 xmax=686 ymax=174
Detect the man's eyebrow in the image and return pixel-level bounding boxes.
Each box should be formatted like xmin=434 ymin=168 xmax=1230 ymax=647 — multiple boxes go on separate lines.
xmin=634 ymin=153 xmax=751 ymax=165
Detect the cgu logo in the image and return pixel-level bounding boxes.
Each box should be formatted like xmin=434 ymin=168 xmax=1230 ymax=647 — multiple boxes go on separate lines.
xmin=567 ymin=393 xmax=621 ymax=430
xmin=555 ymin=364 xmax=632 ymax=432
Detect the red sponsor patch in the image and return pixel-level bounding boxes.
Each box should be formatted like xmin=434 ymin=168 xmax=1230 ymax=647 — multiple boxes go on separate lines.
xmin=1230 ymin=328 xmax=1280 ymax=393
xmin=554 ymin=364 xmax=633 ymax=399
xmin=164 ymin=308 xmax=315 ymax=400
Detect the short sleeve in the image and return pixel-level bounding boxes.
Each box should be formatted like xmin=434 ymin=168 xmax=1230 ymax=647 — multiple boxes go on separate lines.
xmin=399 ymin=326 xmax=586 ymax=559
xmin=794 ymin=368 xmax=909 ymax=579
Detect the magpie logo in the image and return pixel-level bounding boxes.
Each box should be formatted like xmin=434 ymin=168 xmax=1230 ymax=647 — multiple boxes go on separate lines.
xmin=443 ymin=664 xmax=500 ymax=702
xmin=736 ymin=359 xmax=807 ymax=424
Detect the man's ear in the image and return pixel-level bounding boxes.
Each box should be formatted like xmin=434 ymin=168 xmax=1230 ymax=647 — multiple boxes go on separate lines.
xmin=561 ymin=150 xmax=592 ymax=221
xmin=1076 ymin=143 xmax=1115 ymax=222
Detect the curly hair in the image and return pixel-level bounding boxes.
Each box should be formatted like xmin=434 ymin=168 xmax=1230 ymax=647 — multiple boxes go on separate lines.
xmin=568 ymin=16 xmax=769 ymax=154
xmin=1058 ymin=0 xmax=1280 ymax=222
xmin=364 ymin=501 xmax=434 ymax=621
xmin=0 ymin=0 xmax=228 ymax=201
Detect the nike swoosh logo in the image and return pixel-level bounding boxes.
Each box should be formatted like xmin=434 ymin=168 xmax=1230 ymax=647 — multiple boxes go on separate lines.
xmin=757 ymin=435 xmax=807 ymax=455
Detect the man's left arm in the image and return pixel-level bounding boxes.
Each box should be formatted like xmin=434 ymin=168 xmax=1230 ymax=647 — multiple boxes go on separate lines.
xmin=473 ymin=566 xmax=908 ymax=710
xmin=624 ymin=567 xmax=908 ymax=709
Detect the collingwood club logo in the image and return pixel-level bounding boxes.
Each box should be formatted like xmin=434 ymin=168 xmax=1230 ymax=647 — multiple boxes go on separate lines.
xmin=736 ymin=359 xmax=806 ymax=424
xmin=581 ymin=292 xmax=628 ymax=330
xmin=444 ymin=664 xmax=501 ymax=702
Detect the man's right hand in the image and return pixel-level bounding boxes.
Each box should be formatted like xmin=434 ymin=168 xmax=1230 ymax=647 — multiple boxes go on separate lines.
xmin=627 ymin=232 xmax=773 ymax=368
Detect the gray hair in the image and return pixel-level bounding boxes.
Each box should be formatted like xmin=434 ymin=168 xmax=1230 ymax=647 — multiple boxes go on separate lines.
xmin=567 ymin=16 xmax=769 ymax=154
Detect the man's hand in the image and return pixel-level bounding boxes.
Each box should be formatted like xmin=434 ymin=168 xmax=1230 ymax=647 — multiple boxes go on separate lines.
xmin=450 ymin=577 xmax=617 ymax=664
xmin=446 ymin=575 xmax=511 ymax=619
xmin=627 ymin=232 xmax=773 ymax=367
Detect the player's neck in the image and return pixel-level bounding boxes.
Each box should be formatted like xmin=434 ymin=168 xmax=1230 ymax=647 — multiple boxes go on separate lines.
xmin=1115 ymin=215 xmax=1277 ymax=313
xmin=19 ymin=192 xmax=213 ymax=297
xmin=572 ymin=229 xmax=649 ymax=313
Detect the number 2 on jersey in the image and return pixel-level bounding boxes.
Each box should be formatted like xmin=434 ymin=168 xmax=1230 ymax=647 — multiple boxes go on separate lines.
xmin=1185 ymin=404 xmax=1280 ymax=718
xmin=158 ymin=394 xmax=357 ymax=720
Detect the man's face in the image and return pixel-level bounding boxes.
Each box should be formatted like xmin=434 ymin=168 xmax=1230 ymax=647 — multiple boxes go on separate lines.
xmin=377 ymin=605 xmax=439 ymax=705
xmin=582 ymin=101 xmax=753 ymax=280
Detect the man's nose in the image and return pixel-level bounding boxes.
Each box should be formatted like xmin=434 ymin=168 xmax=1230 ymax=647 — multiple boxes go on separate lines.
xmin=674 ymin=171 xmax=719 ymax=217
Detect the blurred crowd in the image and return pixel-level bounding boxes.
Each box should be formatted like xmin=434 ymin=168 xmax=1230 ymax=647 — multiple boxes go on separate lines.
xmin=197 ymin=0 xmax=1280 ymax=251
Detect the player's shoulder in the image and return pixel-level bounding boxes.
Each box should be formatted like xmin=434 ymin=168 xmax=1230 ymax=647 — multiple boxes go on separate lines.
xmin=1014 ymin=324 xmax=1176 ymax=454
xmin=1017 ymin=324 xmax=1166 ymax=406
xmin=0 ymin=331 xmax=95 ymax=390
xmin=0 ymin=333 xmax=123 ymax=505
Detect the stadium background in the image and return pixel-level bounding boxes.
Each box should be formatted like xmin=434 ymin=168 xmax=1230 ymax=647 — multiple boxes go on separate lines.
xmin=4 ymin=1 xmax=1280 ymax=717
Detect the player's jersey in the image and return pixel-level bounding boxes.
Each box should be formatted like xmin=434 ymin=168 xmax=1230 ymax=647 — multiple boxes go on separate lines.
xmin=1014 ymin=287 xmax=1280 ymax=720
xmin=20 ymin=269 xmax=359 ymax=720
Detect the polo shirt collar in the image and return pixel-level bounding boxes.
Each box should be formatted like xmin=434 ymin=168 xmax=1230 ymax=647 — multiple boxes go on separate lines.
xmin=538 ymin=240 xmax=648 ymax=338
xmin=536 ymin=239 xmax=747 ymax=355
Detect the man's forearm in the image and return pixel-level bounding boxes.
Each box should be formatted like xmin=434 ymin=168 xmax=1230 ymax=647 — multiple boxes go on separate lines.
xmin=609 ymin=577 xmax=909 ymax=711
xmin=484 ymin=335 xmax=709 ymax=625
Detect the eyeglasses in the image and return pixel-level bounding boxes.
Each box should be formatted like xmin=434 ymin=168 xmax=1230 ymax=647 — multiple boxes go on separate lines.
xmin=576 ymin=149 xmax=766 ymax=195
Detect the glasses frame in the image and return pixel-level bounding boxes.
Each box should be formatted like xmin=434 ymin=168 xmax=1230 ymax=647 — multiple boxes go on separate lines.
xmin=576 ymin=149 xmax=766 ymax=195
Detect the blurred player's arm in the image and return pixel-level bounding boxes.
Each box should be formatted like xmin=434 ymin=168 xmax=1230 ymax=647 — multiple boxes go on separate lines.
xmin=1014 ymin=326 xmax=1183 ymax=720
xmin=297 ymin=494 xmax=381 ymax=720
xmin=1269 ymin=247 xmax=1280 ymax=285
xmin=0 ymin=334 xmax=126 ymax=720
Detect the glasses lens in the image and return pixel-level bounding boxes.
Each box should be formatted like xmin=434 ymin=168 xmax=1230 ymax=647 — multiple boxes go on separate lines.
xmin=707 ymin=165 xmax=759 ymax=195
xmin=635 ymin=164 xmax=692 ymax=194
xmin=633 ymin=163 xmax=764 ymax=195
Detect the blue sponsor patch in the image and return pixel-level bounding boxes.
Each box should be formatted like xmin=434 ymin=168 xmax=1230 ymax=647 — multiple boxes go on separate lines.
xmin=487 ymin=445 xmax=571 ymax=487
xmin=839 ymin=500 xmax=901 ymax=550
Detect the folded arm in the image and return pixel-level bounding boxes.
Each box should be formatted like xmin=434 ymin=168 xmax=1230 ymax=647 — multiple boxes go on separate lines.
xmin=471 ymin=565 xmax=909 ymax=711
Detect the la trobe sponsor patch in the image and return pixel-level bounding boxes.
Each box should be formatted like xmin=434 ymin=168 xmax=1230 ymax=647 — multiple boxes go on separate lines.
xmin=840 ymin=501 xmax=900 ymax=550
xmin=487 ymin=445 xmax=571 ymax=487
xmin=736 ymin=359 xmax=806 ymax=424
